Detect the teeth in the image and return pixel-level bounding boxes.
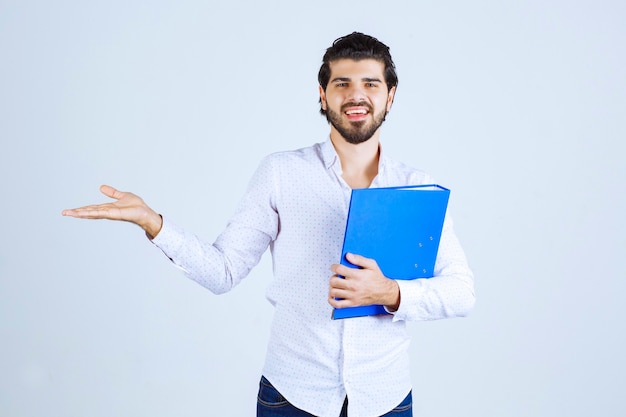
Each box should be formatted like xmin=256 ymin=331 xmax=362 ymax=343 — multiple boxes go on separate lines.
xmin=346 ymin=109 xmax=367 ymax=115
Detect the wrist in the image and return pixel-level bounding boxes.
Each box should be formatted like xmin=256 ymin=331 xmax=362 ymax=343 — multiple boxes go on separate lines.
xmin=384 ymin=279 xmax=401 ymax=312
xmin=142 ymin=210 xmax=163 ymax=239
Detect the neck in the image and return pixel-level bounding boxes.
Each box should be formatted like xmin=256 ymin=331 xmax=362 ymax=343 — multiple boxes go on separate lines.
xmin=330 ymin=129 xmax=381 ymax=189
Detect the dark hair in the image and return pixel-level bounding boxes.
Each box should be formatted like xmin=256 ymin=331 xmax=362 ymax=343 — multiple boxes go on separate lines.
xmin=318 ymin=32 xmax=398 ymax=115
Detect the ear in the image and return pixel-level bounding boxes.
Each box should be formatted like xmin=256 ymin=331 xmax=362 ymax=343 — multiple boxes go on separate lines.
xmin=319 ymin=85 xmax=327 ymax=111
xmin=386 ymin=86 xmax=396 ymax=112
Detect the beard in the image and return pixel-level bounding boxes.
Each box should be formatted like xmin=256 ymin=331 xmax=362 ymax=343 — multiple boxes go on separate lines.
xmin=325 ymin=102 xmax=387 ymax=144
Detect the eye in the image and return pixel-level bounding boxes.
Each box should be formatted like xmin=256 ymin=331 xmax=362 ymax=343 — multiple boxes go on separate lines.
xmin=366 ymin=82 xmax=378 ymax=88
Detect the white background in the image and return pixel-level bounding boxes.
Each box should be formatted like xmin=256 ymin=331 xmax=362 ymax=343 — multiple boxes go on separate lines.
xmin=1 ymin=1 xmax=625 ymax=416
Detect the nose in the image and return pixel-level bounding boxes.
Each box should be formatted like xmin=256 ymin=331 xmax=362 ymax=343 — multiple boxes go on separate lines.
xmin=346 ymin=84 xmax=366 ymax=102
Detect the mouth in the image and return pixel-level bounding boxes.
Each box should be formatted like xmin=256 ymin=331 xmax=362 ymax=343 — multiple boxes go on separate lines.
xmin=343 ymin=106 xmax=370 ymax=121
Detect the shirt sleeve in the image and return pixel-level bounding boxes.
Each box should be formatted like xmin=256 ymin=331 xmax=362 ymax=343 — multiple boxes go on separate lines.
xmin=390 ymin=214 xmax=476 ymax=322
xmin=150 ymin=156 xmax=278 ymax=294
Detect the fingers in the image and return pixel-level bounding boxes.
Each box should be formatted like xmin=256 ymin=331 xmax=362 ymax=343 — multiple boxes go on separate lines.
xmin=100 ymin=184 xmax=123 ymax=200
xmin=61 ymin=204 xmax=117 ymax=219
xmin=328 ymin=278 xmax=353 ymax=308
xmin=62 ymin=185 xmax=125 ymax=218
xmin=344 ymin=252 xmax=378 ymax=269
xmin=329 ymin=274 xmax=349 ymax=290
xmin=331 ymin=255 xmax=378 ymax=278
xmin=328 ymin=294 xmax=351 ymax=309
xmin=330 ymin=262 xmax=359 ymax=281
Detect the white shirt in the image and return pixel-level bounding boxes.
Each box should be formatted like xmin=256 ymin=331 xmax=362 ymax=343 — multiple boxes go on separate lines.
xmin=151 ymin=139 xmax=475 ymax=417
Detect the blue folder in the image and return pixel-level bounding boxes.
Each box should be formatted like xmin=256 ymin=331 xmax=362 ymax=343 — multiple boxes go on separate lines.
xmin=332 ymin=184 xmax=450 ymax=319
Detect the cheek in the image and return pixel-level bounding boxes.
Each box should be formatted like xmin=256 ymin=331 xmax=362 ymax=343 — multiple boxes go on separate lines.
xmin=327 ymin=98 xmax=343 ymax=111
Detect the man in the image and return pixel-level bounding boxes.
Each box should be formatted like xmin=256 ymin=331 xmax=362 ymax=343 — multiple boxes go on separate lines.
xmin=63 ymin=32 xmax=475 ymax=417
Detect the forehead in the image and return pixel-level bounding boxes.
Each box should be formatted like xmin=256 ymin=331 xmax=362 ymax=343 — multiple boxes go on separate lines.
xmin=328 ymin=58 xmax=386 ymax=80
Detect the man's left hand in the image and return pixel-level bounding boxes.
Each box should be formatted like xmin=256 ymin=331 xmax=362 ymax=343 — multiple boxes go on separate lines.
xmin=328 ymin=253 xmax=400 ymax=311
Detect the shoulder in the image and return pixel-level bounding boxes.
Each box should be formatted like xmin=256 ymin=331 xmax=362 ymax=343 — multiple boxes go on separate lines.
xmin=259 ymin=142 xmax=325 ymax=169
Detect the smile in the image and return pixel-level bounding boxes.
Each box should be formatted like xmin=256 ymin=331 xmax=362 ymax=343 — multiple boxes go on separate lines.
xmin=343 ymin=106 xmax=370 ymax=121
xmin=345 ymin=108 xmax=368 ymax=115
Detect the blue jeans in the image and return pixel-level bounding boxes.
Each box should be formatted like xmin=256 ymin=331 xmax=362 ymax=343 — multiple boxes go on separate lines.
xmin=257 ymin=376 xmax=412 ymax=417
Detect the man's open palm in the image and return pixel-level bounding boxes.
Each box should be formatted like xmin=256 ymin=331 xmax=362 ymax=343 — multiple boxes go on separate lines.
xmin=62 ymin=185 xmax=162 ymax=237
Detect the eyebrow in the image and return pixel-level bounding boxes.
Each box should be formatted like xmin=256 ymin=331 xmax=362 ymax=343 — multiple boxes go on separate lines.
xmin=330 ymin=77 xmax=383 ymax=83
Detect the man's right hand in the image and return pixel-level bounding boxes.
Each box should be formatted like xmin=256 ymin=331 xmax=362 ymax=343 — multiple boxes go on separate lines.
xmin=62 ymin=185 xmax=163 ymax=239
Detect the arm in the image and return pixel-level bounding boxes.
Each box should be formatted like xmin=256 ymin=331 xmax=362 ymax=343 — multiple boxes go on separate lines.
xmin=62 ymin=183 xmax=271 ymax=294
xmin=62 ymin=157 xmax=279 ymax=295
xmin=152 ymin=157 xmax=277 ymax=294
xmin=62 ymin=185 xmax=163 ymax=238
xmin=328 ymin=216 xmax=475 ymax=321
xmin=392 ymin=215 xmax=475 ymax=321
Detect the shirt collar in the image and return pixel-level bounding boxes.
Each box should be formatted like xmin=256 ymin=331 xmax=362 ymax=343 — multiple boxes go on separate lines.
xmin=320 ymin=137 xmax=388 ymax=174
xmin=320 ymin=138 xmax=340 ymax=169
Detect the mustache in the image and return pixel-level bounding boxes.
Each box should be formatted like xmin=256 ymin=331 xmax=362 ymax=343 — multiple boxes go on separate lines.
xmin=341 ymin=101 xmax=372 ymax=112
